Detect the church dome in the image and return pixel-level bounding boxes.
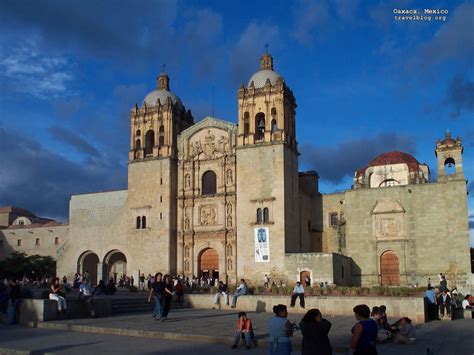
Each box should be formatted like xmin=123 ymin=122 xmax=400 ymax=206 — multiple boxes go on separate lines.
xmin=143 ymin=89 xmax=183 ymax=109
xmin=248 ymin=69 xmax=282 ymax=88
xmin=368 ymin=151 xmax=421 ymax=172
xmin=247 ymin=52 xmax=284 ymax=88
xmin=142 ymin=72 xmax=183 ymax=109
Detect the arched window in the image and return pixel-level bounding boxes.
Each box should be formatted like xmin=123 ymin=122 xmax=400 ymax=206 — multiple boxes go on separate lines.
xmin=141 ymin=216 xmax=147 ymax=229
xmin=136 ymin=129 xmax=141 ymax=136
xmin=243 ymin=112 xmax=250 ymax=135
xmin=444 ymin=158 xmax=456 ymax=175
xmin=256 ymin=208 xmax=262 ymax=224
xmin=255 ymin=112 xmax=265 ymax=140
xmin=379 ymin=179 xmax=399 ymax=187
xmin=202 ymin=171 xmax=217 ymax=195
xmin=271 ymin=119 xmax=277 ymax=133
xmin=135 ymin=139 xmax=141 ymax=150
xmin=136 ymin=216 xmax=141 ymax=229
xmin=159 ymin=135 xmax=165 ymax=146
xmin=159 ymin=125 xmax=165 ymax=133
xmin=263 ymin=208 xmax=269 ymax=223
xmin=145 ymin=130 xmax=155 ymax=155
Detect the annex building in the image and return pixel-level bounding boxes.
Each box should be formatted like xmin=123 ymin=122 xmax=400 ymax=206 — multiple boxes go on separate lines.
xmin=1 ymin=53 xmax=472 ymax=292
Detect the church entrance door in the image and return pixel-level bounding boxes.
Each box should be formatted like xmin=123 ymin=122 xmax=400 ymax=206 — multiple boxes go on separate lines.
xmin=300 ymin=271 xmax=311 ymax=285
xmin=380 ymin=251 xmax=400 ymax=286
xmin=198 ymin=248 xmax=219 ymax=279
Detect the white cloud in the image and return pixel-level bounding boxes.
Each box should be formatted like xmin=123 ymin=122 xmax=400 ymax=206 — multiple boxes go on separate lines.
xmin=0 ymin=38 xmax=73 ymax=99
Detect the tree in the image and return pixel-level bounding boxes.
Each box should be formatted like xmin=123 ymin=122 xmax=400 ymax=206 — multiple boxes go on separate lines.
xmin=0 ymin=251 xmax=56 ymax=280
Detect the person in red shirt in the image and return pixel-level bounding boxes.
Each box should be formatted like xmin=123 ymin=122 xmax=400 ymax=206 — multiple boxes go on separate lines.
xmin=231 ymin=312 xmax=254 ymax=349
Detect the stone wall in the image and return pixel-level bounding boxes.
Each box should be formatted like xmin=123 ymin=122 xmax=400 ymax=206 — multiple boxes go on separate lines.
xmin=323 ymin=179 xmax=471 ymax=292
xmin=184 ymin=294 xmax=426 ymax=323
xmin=0 ymin=225 xmax=69 ymax=260
xmin=285 ymin=253 xmax=353 ymax=286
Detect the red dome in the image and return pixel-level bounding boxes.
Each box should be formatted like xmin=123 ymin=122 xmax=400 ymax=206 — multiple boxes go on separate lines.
xmin=368 ymin=151 xmax=420 ymax=171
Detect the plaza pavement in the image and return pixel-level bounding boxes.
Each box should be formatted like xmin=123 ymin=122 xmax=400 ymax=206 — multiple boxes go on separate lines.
xmin=0 ymin=308 xmax=473 ymax=354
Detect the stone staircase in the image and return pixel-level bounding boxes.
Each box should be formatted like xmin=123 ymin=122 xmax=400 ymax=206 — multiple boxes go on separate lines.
xmin=111 ymin=297 xmax=189 ymax=315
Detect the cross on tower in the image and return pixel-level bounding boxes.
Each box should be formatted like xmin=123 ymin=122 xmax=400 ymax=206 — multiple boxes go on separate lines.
xmin=162 ymin=64 xmax=166 ymax=73
xmin=264 ymin=43 xmax=269 ymax=53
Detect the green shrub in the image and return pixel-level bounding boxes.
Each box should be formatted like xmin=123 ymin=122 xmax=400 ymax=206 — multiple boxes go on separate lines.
xmin=271 ymin=286 xmax=279 ymax=294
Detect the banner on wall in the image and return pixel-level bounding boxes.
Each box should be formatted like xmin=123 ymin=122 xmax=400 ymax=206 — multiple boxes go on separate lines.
xmin=254 ymin=227 xmax=270 ymax=263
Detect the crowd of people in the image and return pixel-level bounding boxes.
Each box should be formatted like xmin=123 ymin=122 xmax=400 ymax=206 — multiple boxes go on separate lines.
xmin=424 ymin=273 xmax=473 ymax=321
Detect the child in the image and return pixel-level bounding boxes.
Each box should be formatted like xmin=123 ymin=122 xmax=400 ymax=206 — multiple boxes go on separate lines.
xmin=231 ymin=312 xmax=254 ymax=349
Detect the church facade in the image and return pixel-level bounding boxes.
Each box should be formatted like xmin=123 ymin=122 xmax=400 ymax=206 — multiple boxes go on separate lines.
xmin=1 ymin=53 xmax=471 ymax=292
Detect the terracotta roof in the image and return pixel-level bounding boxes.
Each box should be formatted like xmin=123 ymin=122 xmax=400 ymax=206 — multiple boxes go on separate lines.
xmin=356 ymin=151 xmax=421 ymax=177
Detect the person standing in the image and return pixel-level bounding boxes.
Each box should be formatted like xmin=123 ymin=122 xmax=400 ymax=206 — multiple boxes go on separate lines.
xmin=299 ymin=308 xmax=332 ymax=355
xmin=231 ymin=279 xmax=247 ymax=308
xmin=6 ymin=279 xmax=22 ymax=325
xmin=424 ymin=286 xmax=437 ymax=321
xmin=304 ymin=276 xmax=311 ymax=287
xmin=438 ymin=290 xmax=451 ymax=319
xmin=214 ymin=281 xmax=229 ymax=306
xmin=290 ymin=281 xmax=305 ymax=309
xmin=49 ymin=277 xmax=67 ymax=313
xmin=147 ymin=272 xmax=165 ymax=320
xmin=162 ymin=274 xmax=174 ymax=321
xmin=139 ymin=274 xmax=145 ymax=290
xmin=350 ymin=304 xmax=378 ymax=355
xmin=439 ymin=275 xmax=448 ymax=293
xmin=264 ymin=274 xmax=270 ymax=289
xmin=268 ymin=304 xmax=293 ymax=354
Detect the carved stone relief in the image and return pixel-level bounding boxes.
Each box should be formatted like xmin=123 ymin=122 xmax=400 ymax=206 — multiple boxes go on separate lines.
xmin=199 ymin=205 xmax=217 ymax=226
xmin=226 ymin=169 xmax=233 ymax=184
xmin=372 ymin=199 xmax=405 ymax=241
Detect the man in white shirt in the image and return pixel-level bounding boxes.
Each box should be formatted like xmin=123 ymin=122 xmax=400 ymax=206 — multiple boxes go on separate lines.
xmin=290 ymin=281 xmax=305 ymax=308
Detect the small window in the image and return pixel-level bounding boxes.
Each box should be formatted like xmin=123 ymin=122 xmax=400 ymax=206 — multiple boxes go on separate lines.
xmin=202 ymin=171 xmax=217 ymax=195
xmin=444 ymin=158 xmax=456 ymax=175
xmin=243 ymin=112 xmax=250 ymax=136
xmin=19 ymin=220 xmax=25 ymax=225
xmin=136 ymin=129 xmax=141 ymax=136
xmin=160 ymin=196 xmax=163 ymax=203
xmin=136 ymin=216 xmax=141 ymax=229
xmin=17 ymin=239 xmax=22 ymax=246
xmin=135 ymin=139 xmax=141 ymax=150
xmin=35 ymin=238 xmax=40 ymax=246
xmin=271 ymin=119 xmax=277 ymax=133
xmin=141 ymin=216 xmax=147 ymax=229
xmin=160 ymin=178 xmax=163 ymax=185
xmin=255 ymin=112 xmax=265 ymax=140
xmin=54 ymin=237 xmax=60 ymax=245
xmin=159 ymin=125 xmax=165 ymax=133
xmin=329 ymin=213 xmax=338 ymax=227
xmin=160 ymin=212 xmax=163 ymax=220
xmin=159 ymin=135 xmax=165 ymax=146
xmin=263 ymin=208 xmax=269 ymax=223
xmin=256 ymin=208 xmax=262 ymax=224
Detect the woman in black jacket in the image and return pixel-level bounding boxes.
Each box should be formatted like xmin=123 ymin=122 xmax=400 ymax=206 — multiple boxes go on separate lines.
xmin=299 ymin=308 xmax=332 ymax=355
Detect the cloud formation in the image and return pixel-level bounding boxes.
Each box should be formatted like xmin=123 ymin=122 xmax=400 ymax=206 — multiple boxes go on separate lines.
xmin=0 ymin=39 xmax=73 ymax=98
xmin=0 ymin=128 xmax=126 ymax=221
xmin=445 ymin=73 xmax=474 ymax=118
xmin=292 ymin=0 xmax=330 ymax=46
xmin=300 ymin=132 xmax=417 ymax=183
xmin=48 ymin=126 xmax=99 ymax=157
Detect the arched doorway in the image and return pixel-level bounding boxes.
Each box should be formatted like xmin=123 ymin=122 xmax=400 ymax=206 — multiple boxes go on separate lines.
xmin=103 ymin=250 xmax=127 ymax=283
xmin=198 ymin=248 xmax=219 ymax=279
xmin=300 ymin=271 xmax=311 ymax=285
xmin=78 ymin=251 xmax=99 ymax=286
xmin=380 ymin=251 xmax=400 ymax=286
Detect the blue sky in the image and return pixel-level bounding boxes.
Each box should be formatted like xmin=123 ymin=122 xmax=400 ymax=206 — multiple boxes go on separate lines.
xmin=0 ymin=0 xmax=473 ymax=243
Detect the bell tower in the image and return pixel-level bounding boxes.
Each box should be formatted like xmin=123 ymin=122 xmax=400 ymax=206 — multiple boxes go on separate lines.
xmin=435 ymin=130 xmax=464 ymax=182
xmin=236 ymin=52 xmax=300 ymax=282
xmin=237 ymin=52 xmax=297 ymax=150
xmin=127 ymin=71 xmax=193 ymax=276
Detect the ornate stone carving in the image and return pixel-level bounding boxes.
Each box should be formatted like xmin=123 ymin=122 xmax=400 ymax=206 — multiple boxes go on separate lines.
xmin=227 ymin=215 xmax=232 ymax=228
xmin=372 ymin=199 xmax=405 ymax=241
xmin=226 ymin=202 xmax=232 ymax=215
xmin=184 ymin=217 xmax=190 ymax=230
xmin=199 ymin=205 xmax=217 ymax=226
xmin=203 ymin=130 xmax=217 ymax=159
xmin=226 ymin=169 xmax=233 ymax=184
xmin=184 ymin=174 xmax=191 ymax=189
xmin=218 ymin=135 xmax=228 ymax=153
xmin=227 ymin=258 xmax=232 ymax=271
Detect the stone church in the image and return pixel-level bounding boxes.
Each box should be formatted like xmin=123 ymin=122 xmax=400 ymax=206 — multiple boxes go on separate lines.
xmin=0 ymin=53 xmax=472 ymax=292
